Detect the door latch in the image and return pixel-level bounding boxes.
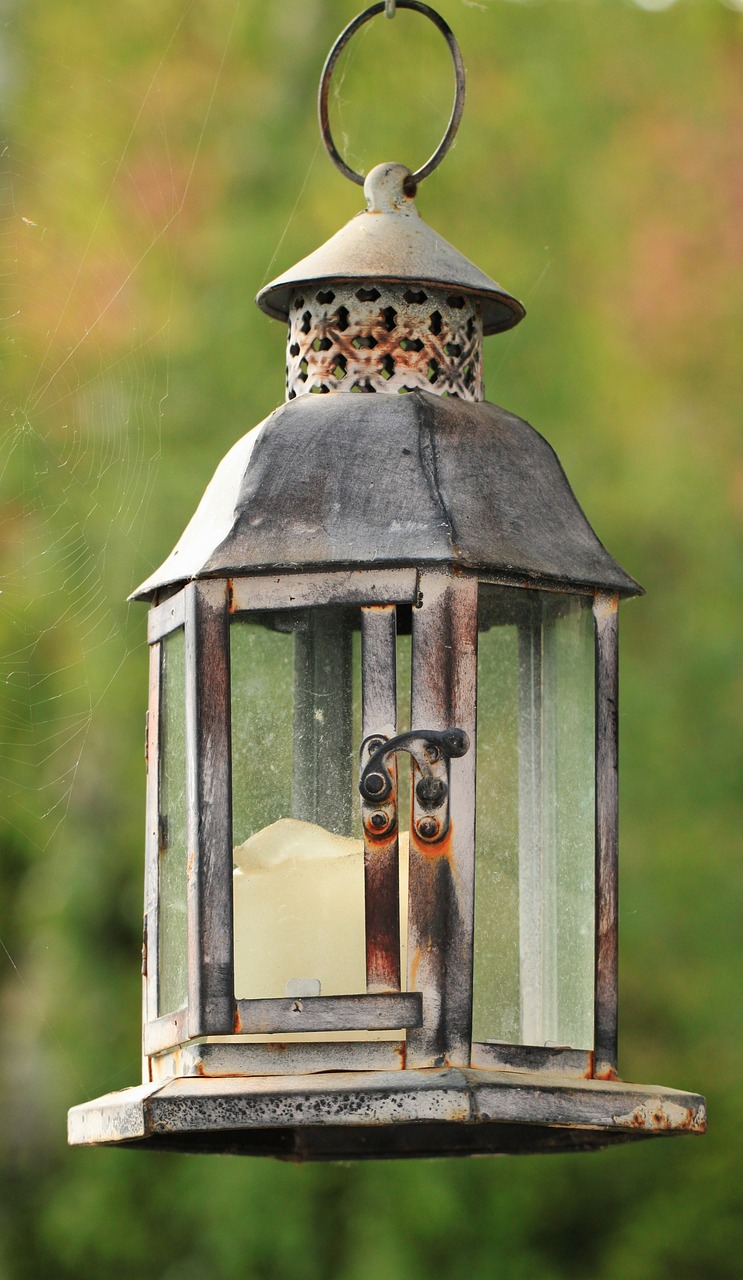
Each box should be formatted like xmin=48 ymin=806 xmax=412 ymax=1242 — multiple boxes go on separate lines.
xmin=359 ymin=728 xmax=470 ymax=843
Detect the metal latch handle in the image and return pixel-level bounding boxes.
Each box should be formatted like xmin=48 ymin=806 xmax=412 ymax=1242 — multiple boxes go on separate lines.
xmin=359 ymin=728 xmax=469 ymax=843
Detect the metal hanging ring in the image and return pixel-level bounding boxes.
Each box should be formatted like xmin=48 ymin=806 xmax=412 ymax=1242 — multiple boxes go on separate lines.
xmin=318 ymin=1 xmax=466 ymax=188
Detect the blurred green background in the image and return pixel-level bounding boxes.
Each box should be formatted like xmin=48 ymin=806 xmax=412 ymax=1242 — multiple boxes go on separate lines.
xmin=1 ymin=0 xmax=741 ymax=1275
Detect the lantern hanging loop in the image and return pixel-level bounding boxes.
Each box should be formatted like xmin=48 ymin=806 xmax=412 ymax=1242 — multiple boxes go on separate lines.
xmin=318 ymin=0 xmax=466 ymax=187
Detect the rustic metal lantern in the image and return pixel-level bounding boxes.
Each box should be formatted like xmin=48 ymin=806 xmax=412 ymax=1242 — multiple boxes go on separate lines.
xmin=68 ymin=1 xmax=705 ymax=1159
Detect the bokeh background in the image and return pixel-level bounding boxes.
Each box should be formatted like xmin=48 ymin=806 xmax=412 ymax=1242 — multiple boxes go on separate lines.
xmin=1 ymin=0 xmax=741 ymax=1275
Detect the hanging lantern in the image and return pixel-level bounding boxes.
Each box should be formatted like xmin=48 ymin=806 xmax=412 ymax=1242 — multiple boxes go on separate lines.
xmin=68 ymin=1 xmax=705 ymax=1160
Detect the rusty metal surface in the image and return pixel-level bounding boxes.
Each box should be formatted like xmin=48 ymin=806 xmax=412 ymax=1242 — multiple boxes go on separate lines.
xmin=184 ymin=580 xmax=234 ymax=1037
xmin=234 ymin=993 xmax=421 ymax=1035
xmin=257 ymin=163 xmax=524 ymax=337
xmin=360 ymin=728 xmax=468 ymax=843
xmin=150 ymin=1039 xmax=407 ymax=1082
xmin=230 ymin=569 xmax=418 ymax=613
xmin=593 ymin=593 xmax=619 ymax=1078
xmin=68 ymin=1067 xmax=707 ymax=1159
xmin=471 ymin=1042 xmax=594 ymax=1078
xmin=360 ymin=606 xmax=402 ymax=991
xmin=143 ymin=1008 xmax=189 ymax=1058
xmin=286 ymin=281 xmax=484 ymax=401
xmin=131 ymin=392 xmax=641 ymax=602
xmin=406 ymin=573 xmax=478 ymax=1069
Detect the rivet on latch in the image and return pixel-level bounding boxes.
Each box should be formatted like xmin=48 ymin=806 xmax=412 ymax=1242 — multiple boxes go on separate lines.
xmin=416 ymin=776 xmax=447 ymax=807
xmin=416 ymin=817 xmax=440 ymax=840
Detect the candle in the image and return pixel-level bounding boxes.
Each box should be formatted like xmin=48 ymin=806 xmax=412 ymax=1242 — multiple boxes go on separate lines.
xmin=233 ymin=818 xmax=408 ymax=1017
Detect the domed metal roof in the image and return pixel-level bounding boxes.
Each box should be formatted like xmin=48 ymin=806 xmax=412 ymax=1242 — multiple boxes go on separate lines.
xmin=131 ymin=390 xmax=641 ymax=601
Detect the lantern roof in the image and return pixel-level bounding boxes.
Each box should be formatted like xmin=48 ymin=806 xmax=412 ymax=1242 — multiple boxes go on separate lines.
xmin=130 ymin=391 xmax=641 ymax=601
xmin=257 ymin=164 xmax=525 ymax=337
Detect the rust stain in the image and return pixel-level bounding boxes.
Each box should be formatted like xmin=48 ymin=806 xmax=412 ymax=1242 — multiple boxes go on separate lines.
xmin=621 ymin=1103 xmax=705 ymax=1133
xmin=583 ymin=1051 xmax=595 ymax=1079
xmin=594 ymin=1065 xmax=619 ymax=1082
xmin=287 ymin=286 xmax=483 ymax=401
xmin=411 ymin=821 xmax=455 ymax=863
xmin=364 ymin=830 xmax=401 ymax=990
xmin=363 ymin=828 xmax=398 ymax=852
xmin=227 ymin=578 xmax=236 ymax=613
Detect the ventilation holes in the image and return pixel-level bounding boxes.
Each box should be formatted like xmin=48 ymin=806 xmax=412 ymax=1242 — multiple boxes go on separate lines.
xmin=316 ymin=290 xmax=336 ymax=304
xmin=286 ymin=283 xmax=483 ymax=401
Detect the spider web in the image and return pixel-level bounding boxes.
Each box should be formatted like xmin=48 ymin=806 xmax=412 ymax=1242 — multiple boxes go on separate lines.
xmin=0 ymin=5 xmax=239 ymax=881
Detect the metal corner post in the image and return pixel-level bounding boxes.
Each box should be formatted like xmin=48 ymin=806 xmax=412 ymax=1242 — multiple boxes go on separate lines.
xmin=185 ymin=579 xmax=234 ymax=1037
xmin=593 ymin=592 xmax=619 ymax=1078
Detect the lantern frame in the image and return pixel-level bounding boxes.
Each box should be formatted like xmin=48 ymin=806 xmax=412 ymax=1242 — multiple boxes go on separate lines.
xmin=70 ymin=567 xmax=706 ymax=1158
xmin=140 ymin=563 xmax=623 ymax=1084
xmin=68 ymin=391 xmax=706 ymax=1157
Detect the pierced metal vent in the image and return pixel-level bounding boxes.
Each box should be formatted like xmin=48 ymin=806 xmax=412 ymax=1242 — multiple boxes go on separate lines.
xmin=286 ymin=284 xmax=484 ymax=401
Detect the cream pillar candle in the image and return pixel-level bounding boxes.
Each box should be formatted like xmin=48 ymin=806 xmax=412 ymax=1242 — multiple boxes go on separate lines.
xmin=233 ymin=818 xmax=408 ymax=1004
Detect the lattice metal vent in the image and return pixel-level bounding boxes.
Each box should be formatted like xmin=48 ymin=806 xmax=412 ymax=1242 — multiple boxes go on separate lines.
xmin=286 ymin=284 xmax=484 ymax=401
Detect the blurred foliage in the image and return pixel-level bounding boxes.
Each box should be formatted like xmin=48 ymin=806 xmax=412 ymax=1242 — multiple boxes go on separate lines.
xmin=1 ymin=0 xmax=741 ymax=1275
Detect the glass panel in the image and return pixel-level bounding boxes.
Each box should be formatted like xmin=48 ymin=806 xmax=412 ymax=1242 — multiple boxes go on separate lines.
xmin=158 ymin=628 xmax=188 ymax=1017
xmin=473 ymin=586 xmax=595 ymax=1049
xmin=232 ymin=608 xmax=364 ymax=1001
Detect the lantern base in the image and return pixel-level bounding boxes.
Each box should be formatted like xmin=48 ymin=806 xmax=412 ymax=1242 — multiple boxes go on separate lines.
xmin=68 ymin=1067 xmax=705 ymax=1160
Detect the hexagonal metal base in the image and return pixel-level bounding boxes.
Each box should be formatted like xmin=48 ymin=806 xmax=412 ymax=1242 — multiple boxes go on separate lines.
xmin=68 ymin=1068 xmax=706 ymax=1161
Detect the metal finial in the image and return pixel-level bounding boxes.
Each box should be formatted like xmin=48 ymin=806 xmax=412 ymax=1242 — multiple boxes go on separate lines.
xmin=318 ymin=1 xmax=466 ymax=187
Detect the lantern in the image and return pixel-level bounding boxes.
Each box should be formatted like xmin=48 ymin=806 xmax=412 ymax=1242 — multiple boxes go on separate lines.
xmin=68 ymin=1 xmax=705 ymax=1160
